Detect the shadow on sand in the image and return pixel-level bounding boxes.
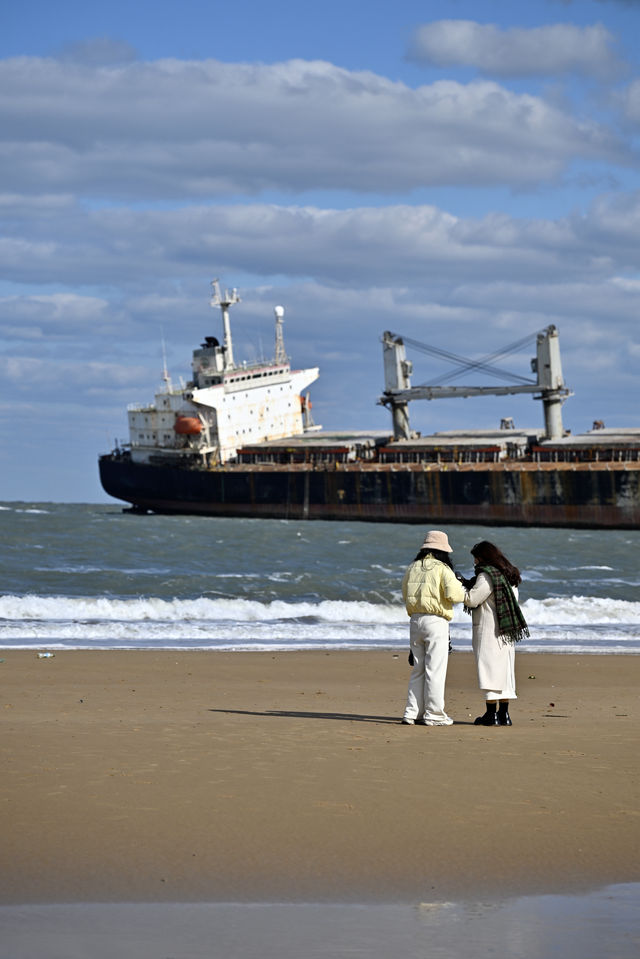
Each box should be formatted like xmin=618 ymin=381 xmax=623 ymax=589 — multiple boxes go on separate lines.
xmin=208 ymin=708 xmax=476 ymax=725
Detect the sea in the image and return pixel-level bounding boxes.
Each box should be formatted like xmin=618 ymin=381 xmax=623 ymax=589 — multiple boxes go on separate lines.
xmin=1 ymin=500 xmax=639 ymax=654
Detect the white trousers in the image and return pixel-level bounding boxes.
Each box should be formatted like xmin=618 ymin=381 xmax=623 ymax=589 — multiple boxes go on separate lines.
xmin=403 ymin=614 xmax=451 ymax=722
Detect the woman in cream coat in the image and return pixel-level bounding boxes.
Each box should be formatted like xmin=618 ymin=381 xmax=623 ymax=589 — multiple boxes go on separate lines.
xmin=463 ymin=540 xmax=528 ymax=727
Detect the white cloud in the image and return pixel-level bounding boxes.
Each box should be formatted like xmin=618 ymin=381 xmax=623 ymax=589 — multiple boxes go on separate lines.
xmin=0 ymin=354 xmax=149 ymax=394
xmin=618 ymin=77 xmax=640 ymax=125
xmin=0 ymin=293 xmax=110 ymax=332
xmin=407 ymin=20 xmax=622 ymax=79
xmin=0 ymin=56 xmax=624 ymax=199
xmin=3 ymin=195 xmax=640 ymax=298
xmin=2 ymin=190 xmax=639 ymax=438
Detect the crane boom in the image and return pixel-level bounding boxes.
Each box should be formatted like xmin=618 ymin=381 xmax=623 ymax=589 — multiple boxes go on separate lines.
xmin=380 ymin=325 xmax=572 ymax=441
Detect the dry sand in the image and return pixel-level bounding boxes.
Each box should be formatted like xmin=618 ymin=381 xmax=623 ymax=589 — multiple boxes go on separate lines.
xmin=1 ymin=650 xmax=638 ymax=904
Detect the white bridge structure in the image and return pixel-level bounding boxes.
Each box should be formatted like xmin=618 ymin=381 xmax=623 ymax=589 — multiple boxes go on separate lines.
xmin=127 ymin=281 xmax=319 ymax=466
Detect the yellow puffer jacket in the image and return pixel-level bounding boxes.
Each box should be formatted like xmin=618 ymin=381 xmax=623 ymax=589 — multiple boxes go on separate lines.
xmin=402 ymin=556 xmax=465 ymax=620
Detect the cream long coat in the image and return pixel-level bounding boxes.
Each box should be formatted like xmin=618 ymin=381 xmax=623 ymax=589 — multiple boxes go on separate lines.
xmin=464 ymin=572 xmax=517 ymax=697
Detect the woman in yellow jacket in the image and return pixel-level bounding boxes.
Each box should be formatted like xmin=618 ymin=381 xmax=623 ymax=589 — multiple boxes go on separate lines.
xmin=401 ymin=530 xmax=465 ymax=725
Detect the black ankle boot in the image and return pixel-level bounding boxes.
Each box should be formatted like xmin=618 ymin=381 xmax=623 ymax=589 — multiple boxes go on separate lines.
xmin=474 ymin=704 xmax=499 ymax=726
xmin=497 ymin=703 xmax=512 ymax=726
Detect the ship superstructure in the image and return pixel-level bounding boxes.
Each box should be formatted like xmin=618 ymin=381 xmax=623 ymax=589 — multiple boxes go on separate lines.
xmin=126 ymin=281 xmax=319 ymax=467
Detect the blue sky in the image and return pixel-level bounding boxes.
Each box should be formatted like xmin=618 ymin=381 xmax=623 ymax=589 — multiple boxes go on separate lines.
xmin=1 ymin=0 xmax=640 ymax=501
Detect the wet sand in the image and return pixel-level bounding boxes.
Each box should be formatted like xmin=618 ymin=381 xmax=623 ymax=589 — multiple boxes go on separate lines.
xmin=1 ymin=650 xmax=638 ymax=904
xmin=3 ymin=888 xmax=640 ymax=959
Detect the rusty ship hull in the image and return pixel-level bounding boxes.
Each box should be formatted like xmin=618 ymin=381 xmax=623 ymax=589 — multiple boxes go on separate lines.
xmin=99 ymin=454 xmax=640 ymax=528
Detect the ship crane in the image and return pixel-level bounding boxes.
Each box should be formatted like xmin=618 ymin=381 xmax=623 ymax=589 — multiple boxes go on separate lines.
xmin=380 ymin=325 xmax=572 ymax=442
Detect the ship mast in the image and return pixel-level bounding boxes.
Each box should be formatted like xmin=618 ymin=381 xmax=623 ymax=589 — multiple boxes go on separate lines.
xmin=210 ymin=279 xmax=240 ymax=370
xmin=160 ymin=332 xmax=172 ymax=392
xmin=274 ymin=305 xmax=288 ymax=365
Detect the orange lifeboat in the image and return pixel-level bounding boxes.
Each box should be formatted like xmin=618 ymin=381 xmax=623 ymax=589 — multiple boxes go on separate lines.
xmin=174 ymin=416 xmax=202 ymax=435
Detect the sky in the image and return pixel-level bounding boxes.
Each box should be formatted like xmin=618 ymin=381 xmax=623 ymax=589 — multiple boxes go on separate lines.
xmin=1 ymin=0 xmax=640 ymax=503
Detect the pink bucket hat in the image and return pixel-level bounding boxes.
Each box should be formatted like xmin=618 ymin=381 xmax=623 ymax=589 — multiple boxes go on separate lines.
xmin=421 ymin=530 xmax=453 ymax=553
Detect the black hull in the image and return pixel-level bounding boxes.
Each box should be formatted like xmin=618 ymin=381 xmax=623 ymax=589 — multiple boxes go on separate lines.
xmin=99 ymin=455 xmax=640 ymax=528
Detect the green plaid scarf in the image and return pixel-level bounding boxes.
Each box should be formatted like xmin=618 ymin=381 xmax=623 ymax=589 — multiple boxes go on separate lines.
xmin=470 ymin=564 xmax=530 ymax=644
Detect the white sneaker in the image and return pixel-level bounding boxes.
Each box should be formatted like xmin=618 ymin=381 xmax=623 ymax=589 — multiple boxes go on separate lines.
xmin=423 ymin=716 xmax=454 ymax=726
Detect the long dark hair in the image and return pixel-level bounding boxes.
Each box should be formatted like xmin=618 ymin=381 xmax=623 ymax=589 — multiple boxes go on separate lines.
xmin=471 ymin=541 xmax=521 ymax=586
xmin=413 ymin=547 xmax=455 ymax=571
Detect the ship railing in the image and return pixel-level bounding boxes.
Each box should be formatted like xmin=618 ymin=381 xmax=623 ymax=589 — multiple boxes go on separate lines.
xmin=532 ymin=445 xmax=640 ymax=463
xmin=378 ymin=445 xmax=503 ymax=465
xmin=127 ymin=402 xmax=160 ymax=412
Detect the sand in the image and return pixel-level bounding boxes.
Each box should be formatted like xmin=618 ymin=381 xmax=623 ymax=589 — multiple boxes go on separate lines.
xmin=1 ymin=650 xmax=638 ymax=904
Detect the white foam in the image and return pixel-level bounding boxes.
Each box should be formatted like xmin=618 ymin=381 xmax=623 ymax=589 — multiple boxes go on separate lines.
xmin=519 ymin=595 xmax=640 ymax=625
xmin=0 ymin=594 xmax=406 ymax=624
xmin=1 ymin=593 xmax=639 ymax=627
xmin=1 ymin=591 xmax=639 ymax=651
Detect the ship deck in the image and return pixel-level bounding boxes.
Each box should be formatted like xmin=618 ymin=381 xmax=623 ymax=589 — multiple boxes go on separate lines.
xmin=208 ymin=460 xmax=640 ymax=473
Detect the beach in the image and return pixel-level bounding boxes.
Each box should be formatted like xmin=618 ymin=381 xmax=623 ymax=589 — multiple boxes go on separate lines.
xmin=2 ymin=649 xmax=638 ymax=905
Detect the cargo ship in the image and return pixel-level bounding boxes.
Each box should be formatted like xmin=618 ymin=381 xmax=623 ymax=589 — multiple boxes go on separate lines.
xmin=99 ymin=281 xmax=640 ymax=528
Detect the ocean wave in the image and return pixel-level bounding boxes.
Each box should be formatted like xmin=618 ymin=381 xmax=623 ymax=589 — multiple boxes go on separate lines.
xmin=1 ymin=593 xmax=639 ymax=628
xmin=0 ymin=594 xmax=406 ymax=626
xmin=520 ymin=595 xmax=640 ymax=625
